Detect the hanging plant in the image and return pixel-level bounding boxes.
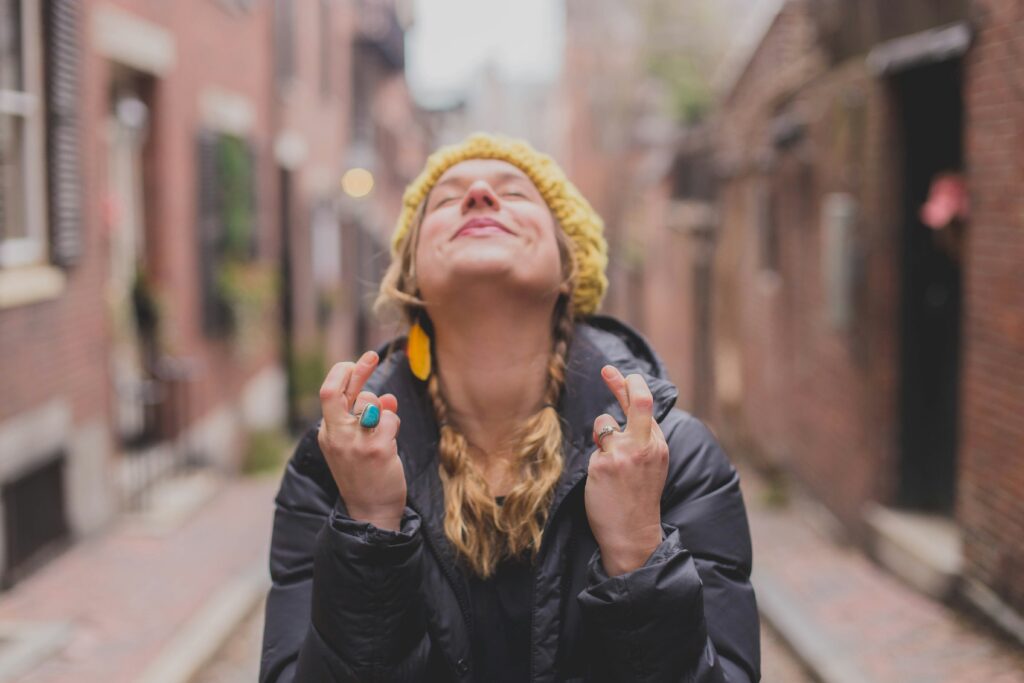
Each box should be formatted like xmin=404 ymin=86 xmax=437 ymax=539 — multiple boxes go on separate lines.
xmin=218 ymin=135 xmax=256 ymax=262
xmin=197 ymin=132 xmax=278 ymax=352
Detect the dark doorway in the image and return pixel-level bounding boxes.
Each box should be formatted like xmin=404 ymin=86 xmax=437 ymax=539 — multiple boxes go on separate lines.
xmin=106 ymin=66 xmax=163 ymax=450
xmin=894 ymin=59 xmax=964 ymax=512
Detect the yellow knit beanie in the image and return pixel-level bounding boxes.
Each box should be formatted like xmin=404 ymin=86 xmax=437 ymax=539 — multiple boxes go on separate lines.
xmin=390 ymin=132 xmax=608 ymax=316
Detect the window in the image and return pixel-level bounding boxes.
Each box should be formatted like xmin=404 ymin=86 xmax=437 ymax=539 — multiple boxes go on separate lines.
xmin=0 ymin=0 xmax=47 ymax=268
xmin=196 ymin=130 xmax=261 ymax=337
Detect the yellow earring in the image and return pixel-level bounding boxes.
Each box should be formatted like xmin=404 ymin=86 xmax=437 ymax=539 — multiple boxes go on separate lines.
xmin=407 ymin=320 xmax=432 ymax=381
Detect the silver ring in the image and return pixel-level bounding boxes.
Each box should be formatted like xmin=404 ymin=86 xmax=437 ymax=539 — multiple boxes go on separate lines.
xmin=595 ymin=424 xmax=618 ymax=451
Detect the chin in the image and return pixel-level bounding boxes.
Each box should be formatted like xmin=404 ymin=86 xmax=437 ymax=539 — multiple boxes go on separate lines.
xmin=419 ymin=245 xmax=562 ymax=303
xmin=447 ymin=245 xmax=521 ymax=274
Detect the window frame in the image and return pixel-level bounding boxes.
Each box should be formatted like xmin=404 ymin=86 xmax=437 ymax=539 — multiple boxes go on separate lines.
xmin=0 ymin=0 xmax=49 ymax=269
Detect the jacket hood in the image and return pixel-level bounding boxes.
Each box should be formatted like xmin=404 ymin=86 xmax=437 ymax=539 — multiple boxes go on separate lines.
xmin=566 ymin=314 xmax=679 ymax=426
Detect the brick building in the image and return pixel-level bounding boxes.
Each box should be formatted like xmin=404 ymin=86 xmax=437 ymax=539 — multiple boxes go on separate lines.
xmin=273 ymin=0 xmax=429 ymax=429
xmin=710 ymin=0 xmax=1024 ymax=636
xmin=1 ymin=0 xmax=283 ymax=587
xmin=0 ymin=0 xmax=423 ymax=587
xmin=557 ymin=0 xmax=754 ymax=391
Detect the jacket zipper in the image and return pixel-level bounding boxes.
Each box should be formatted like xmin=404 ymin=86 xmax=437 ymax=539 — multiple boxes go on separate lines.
xmin=529 ymin=436 xmax=588 ymax=682
xmin=409 ymin=494 xmax=474 ymax=677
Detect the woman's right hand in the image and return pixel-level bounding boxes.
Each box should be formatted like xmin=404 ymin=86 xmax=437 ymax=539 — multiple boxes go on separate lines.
xmin=317 ymin=350 xmax=407 ymax=531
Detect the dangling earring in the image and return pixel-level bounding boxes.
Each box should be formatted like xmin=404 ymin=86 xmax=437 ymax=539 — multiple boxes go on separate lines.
xmin=407 ymin=314 xmax=432 ymax=381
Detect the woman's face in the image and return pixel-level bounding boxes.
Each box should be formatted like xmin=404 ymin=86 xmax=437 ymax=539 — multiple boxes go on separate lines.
xmin=414 ymin=158 xmax=564 ymax=307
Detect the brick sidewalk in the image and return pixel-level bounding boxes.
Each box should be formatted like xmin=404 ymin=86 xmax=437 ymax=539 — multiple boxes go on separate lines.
xmin=741 ymin=463 xmax=1024 ymax=683
xmin=0 ymin=474 xmax=278 ymax=683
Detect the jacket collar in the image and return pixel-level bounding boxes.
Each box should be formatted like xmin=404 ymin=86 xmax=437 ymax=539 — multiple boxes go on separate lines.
xmin=366 ymin=314 xmax=679 ymax=495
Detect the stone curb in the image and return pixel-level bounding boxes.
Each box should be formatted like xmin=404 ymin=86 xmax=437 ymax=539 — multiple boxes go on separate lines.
xmin=136 ymin=561 xmax=269 ymax=683
xmin=0 ymin=621 xmax=74 ymax=683
xmin=753 ymin=569 xmax=874 ymax=683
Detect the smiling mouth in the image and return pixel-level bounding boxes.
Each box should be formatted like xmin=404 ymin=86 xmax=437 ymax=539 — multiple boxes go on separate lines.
xmin=453 ymin=217 xmax=514 ymax=239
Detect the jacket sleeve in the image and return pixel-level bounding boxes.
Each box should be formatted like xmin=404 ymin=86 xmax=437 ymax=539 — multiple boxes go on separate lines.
xmin=576 ymin=411 xmax=761 ymax=683
xmin=259 ymin=427 xmax=433 ymax=683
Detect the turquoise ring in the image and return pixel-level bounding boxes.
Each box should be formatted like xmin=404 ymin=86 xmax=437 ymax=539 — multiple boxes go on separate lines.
xmin=358 ymin=404 xmax=381 ymax=429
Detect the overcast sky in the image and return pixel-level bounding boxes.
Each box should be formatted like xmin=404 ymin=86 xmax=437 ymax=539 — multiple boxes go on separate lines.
xmin=405 ymin=0 xmax=565 ymax=108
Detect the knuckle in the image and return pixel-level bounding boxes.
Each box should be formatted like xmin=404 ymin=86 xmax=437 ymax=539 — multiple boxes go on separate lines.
xmin=319 ymin=428 xmax=342 ymax=456
xmin=330 ymin=361 xmax=354 ymax=377
xmin=632 ymin=394 xmax=654 ymax=410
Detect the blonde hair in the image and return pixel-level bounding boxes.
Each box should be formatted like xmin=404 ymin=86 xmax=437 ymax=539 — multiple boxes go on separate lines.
xmin=376 ymin=197 xmax=578 ymax=578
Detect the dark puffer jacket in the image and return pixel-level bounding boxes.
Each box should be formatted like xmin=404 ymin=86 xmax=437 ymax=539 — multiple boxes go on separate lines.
xmin=259 ymin=316 xmax=760 ymax=682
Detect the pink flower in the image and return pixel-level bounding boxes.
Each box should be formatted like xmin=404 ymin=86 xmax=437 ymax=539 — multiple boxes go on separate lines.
xmin=920 ymin=173 xmax=969 ymax=230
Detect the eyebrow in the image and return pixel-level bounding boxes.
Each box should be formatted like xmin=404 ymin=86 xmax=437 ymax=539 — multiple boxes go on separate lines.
xmin=431 ymin=171 xmax=532 ymax=193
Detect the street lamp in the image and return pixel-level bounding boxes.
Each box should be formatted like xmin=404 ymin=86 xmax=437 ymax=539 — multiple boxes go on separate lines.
xmin=341 ymin=167 xmax=374 ymax=198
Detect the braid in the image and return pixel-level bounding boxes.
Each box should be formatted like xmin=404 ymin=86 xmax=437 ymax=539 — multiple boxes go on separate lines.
xmin=497 ymin=297 xmax=572 ymax=559
xmin=431 ymin=296 xmax=574 ymax=578
xmin=429 ymin=372 xmax=502 ymax=575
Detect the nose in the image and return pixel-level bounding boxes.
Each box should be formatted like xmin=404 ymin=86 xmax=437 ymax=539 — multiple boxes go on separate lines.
xmin=461 ymin=180 xmax=500 ymax=212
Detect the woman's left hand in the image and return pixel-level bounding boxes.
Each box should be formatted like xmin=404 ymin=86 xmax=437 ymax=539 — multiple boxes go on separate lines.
xmin=584 ymin=365 xmax=669 ymax=577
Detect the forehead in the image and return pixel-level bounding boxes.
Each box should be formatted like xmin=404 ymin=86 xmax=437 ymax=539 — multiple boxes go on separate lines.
xmin=433 ymin=158 xmax=533 ymax=189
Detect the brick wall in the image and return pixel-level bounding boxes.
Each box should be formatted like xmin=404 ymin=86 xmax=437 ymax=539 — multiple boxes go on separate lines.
xmin=714 ymin=0 xmax=1024 ymax=618
xmin=0 ymin=187 xmax=110 ymax=430
xmin=714 ymin=2 xmax=906 ymax=535
xmin=959 ymin=0 xmax=1024 ymax=614
xmin=2 ymin=0 xmax=284 ymax=476
xmin=124 ymin=0 xmax=280 ymax=439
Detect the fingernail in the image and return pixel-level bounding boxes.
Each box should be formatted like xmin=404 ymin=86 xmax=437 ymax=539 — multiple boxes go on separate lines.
xmin=359 ymin=350 xmax=378 ymax=365
xmin=601 ymin=365 xmax=615 ymax=378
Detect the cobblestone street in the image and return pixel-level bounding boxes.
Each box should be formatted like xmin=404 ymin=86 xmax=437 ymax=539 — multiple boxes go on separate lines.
xmin=741 ymin=462 xmax=1024 ymax=683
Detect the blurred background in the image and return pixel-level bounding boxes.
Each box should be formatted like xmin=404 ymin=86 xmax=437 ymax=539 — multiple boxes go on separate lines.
xmin=1 ymin=0 xmax=1023 ymax=681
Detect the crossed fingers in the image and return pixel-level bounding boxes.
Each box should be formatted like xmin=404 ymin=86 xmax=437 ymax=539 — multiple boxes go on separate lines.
xmin=318 ymin=351 xmax=398 ymax=434
xmin=592 ymin=365 xmax=656 ymax=449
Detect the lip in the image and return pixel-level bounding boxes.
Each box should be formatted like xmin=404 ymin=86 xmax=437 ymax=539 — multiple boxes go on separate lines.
xmin=453 ymin=217 xmax=514 ymax=239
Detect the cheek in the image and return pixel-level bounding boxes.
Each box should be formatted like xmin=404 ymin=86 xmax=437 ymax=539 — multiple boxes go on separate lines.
xmin=417 ymin=212 xmax=445 ymax=247
xmin=414 ymin=215 xmax=446 ymax=263
xmin=529 ymin=223 xmax=565 ymax=286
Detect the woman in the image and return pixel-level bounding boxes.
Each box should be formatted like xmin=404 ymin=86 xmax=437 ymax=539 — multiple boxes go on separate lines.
xmin=259 ymin=133 xmax=760 ymax=682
